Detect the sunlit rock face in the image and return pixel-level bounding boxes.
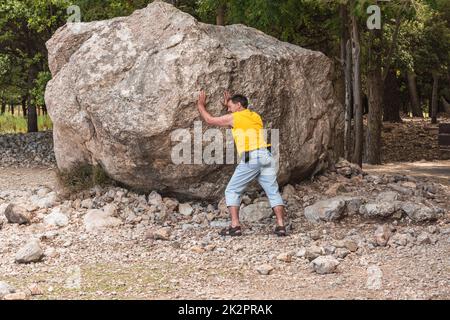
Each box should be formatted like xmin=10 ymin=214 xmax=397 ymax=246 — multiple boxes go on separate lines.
xmin=45 ymin=1 xmax=343 ymax=200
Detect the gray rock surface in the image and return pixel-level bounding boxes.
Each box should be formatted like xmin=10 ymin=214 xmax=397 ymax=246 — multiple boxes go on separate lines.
xmin=4 ymin=204 xmax=30 ymax=225
xmin=240 ymin=201 xmax=273 ymax=223
xmin=15 ymin=240 xmax=44 ymax=264
xmin=311 ymin=255 xmax=340 ymax=274
xmin=304 ymin=197 xmax=346 ymax=223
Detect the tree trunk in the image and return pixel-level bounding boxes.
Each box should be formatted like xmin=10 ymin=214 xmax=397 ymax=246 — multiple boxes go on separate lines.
xmin=26 ymin=65 xmax=38 ymax=132
xmin=21 ymin=97 xmax=27 ymax=117
xmin=431 ymin=71 xmax=439 ymax=124
xmin=42 ymin=104 xmax=48 ymax=115
xmin=216 ymin=3 xmax=226 ymax=26
xmin=350 ymin=9 xmax=363 ymax=167
xmin=366 ymin=74 xmax=383 ymax=164
xmin=0 ymin=97 xmax=6 ymax=114
xmin=340 ymin=4 xmax=353 ymax=160
xmin=10 ymin=101 xmax=14 ymax=115
xmin=366 ymin=27 xmax=383 ymax=165
xmin=27 ymin=95 xmax=38 ymax=132
xmin=362 ymin=94 xmax=369 ymax=115
xmin=407 ymin=70 xmax=422 ymax=117
xmin=383 ymin=70 xmax=402 ymax=122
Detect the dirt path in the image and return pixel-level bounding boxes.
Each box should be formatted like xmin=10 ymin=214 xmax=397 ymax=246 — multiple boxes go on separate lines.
xmin=0 ymin=166 xmax=58 ymax=191
xmin=363 ymin=160 xmax=450 ymax=186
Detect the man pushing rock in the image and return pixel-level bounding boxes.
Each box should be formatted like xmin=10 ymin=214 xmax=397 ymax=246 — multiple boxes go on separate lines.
xmin=196 ymin=90 xmax=287 ymax=237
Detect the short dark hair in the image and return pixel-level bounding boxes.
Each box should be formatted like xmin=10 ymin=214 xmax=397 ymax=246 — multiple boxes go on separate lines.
xmin=230 ymin=94 xmax=249 ymax=108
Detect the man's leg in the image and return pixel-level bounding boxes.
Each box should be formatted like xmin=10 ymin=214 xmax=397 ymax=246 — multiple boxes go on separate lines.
xmin=225 ymin=163 xmax=260 ymax=227
xmin=228 ymin=206 xmax=240 ymax=228
xmin=257 ymin=165 xmax=286 ymax=227
xmin=272 ymin=205 xmax=286 ymax=227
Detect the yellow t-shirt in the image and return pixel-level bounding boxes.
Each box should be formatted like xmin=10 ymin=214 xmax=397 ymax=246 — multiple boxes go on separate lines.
xmin=231 ymin=109 xmax=270 ymax=156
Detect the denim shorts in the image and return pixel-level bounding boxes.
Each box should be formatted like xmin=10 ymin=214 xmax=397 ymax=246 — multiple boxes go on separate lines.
xmin=225 ymin=148 xmax=285 ymax=208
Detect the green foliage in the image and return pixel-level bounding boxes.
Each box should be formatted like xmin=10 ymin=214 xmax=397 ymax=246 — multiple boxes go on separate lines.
xmin=0 ymin=0 xmax=70 ymax=128
xmin=31 ymin=71 xmax=52 ymax=106
xmin=0 ymin=0 xmax=448 ymax=134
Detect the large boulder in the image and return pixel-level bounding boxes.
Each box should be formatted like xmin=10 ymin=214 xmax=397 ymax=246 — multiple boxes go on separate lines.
xmin=45 ymin=1 xmax=343 ymax=200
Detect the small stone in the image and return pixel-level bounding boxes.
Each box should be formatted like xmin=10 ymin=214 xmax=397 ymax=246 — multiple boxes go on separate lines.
xmin=15 ymin=240 xmax=44 ymax=264
xmin=324 ymin=183 xmax=347 ymax=196
xmin=209 ymin=220 xmax=230 ymax=229
xmin=146 ymin=227 xmax=171 ymax=241
xmin=416 ymin=232 xmax=431 ymax=245
xmin=190 ymin=245 xmax=205 ymax=253
xmin=305 ymin=245 xmax=324 ymax=261
xmin=374 ymin=225 xmax=392 ymax=247
xmin=3 ymin=292 xmax=27 ymax=300
xmin=0 ymin=282 xmax=16 ymax=298
xmin=401 ymin=181 xmax=417 ymax=189
xmin=323 ymin=245 xmax=336 ymax=255
xmin=163 ymin=197 xmax=179 ymax=214
xmin=344 ymin=239 xmax=358 ymax=252
xmin=241 ymin=202 xmax=272 ymax=222
xmin=37 ymin=188 xmax=50 ymax=197
xmin=242 ymin=194 xmax=252 ymax=205
xmin=309 ymin=230 xmax=321 ymax=241
xmin=28 ymin=284 xmax=43 ymax=296
xmin=277 ymin=252 xmax=292 ymax=263
xmin=366 ymin=265 xmax=383 ymax=290
xmin=4 ymin=203 xmax=30 ymax=225
xmin=178 ymin=203 xmax=193 ymax=216
xmin=388 ymin=183 xmax=414 ymax=195
xmin=148 ymin=191 xmax=163 ymax=207
xmin=80 ymin=198 xmax=93 ymax=209
xmin=335 ymin=248 xmax=350 ymax=259
xmin=296 ymin=247 xmax=306 ymax=258
xmin=31 ymin=192 xmax=58 ymax=208
xmin=375 ymin=191 xmax=399 ymax=203
xmin=256 ymin=264 xmax=274 ymax=275
xmin=204 ymin=244 xmax=216 ymax=252
xmin=389 ymin=233 xmax=410 ymax=247
xmin=83 ymin=205 xmax=122 ymax=232
xmin=304 ymin=197 xmax=346 ymax=223
xmin=400 ymin=201 xmax=439 ymax=222
xmin=40 ymin=231 xmax=59 ymax=240
xmin=336 ymin=166 xmax=352 ymax=177
xmin=44 ymin=207 xmax=69 ymax=227
xmin=44 ymin=247 xmax=58 ymax=258
xmin=359 ymin=201 xmax=400 ymax=218
xmin=311 ymin=255 xmax=340 ymax=274
xmin=427 ymin=225 xmax=438 ymax=234
xmin=217 ymin=197 xmax=228 ymax=215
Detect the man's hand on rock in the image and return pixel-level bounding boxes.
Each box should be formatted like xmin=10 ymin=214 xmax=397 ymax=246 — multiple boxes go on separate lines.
xmin=222 ymin=91 xmax=231 ymax=108
xmin=197 ymin=90 xmax=207 ymax=109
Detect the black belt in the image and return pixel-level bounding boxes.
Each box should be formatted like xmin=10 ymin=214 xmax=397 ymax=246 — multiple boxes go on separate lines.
xmin=243 ymin=146 xmax=271 ymax=163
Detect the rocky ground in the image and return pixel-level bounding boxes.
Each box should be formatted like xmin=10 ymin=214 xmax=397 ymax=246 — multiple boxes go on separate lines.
xmin=1 ymin=125 xmax=450 ymax=300
xmin=0 ymin=131 xmax=56 ymax=169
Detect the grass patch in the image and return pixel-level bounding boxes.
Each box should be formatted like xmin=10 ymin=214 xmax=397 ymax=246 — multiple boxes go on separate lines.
xmin=0 ymin=113 xmax=53 ymax=133
xmin=55 ymin=162 xmax=117 ymax=194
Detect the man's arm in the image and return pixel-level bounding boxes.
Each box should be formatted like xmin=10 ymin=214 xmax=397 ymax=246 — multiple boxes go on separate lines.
xmin=197 ymin=90 xmax=233 ymax=127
